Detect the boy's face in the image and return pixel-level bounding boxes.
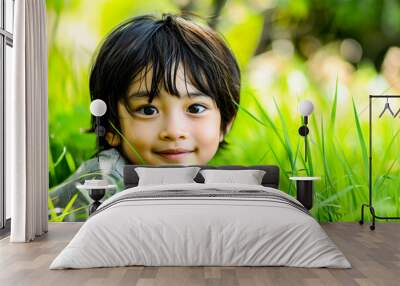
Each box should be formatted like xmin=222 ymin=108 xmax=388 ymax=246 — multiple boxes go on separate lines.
xmin=114 ymin=67 xmax=227 ymax=165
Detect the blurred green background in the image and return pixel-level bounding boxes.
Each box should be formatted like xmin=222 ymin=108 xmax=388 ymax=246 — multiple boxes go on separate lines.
xmin=47 ymin=0 xmax=400 ymax=222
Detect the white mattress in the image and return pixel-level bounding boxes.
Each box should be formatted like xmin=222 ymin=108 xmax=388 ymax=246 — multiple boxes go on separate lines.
xmin=50 ymin=183 xmax=351 ymax=269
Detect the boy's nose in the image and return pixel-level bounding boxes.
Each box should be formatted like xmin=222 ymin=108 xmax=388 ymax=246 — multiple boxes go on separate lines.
xmin=159 ymin=129 xmax=189 ymax=141
xmin=159 ymin=115 xmax=189 ymax=141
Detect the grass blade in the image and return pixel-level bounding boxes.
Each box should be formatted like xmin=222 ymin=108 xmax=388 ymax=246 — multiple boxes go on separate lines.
xmin=108 ymin=120 xmax=146 ymax=164
xmin=48 ymin=148 xmax=57 ymax=184
xmin=273 ymin=98 xmax=294 ymax=169
xmin=319 ymin=116 xmax=334 ymax=188
xmin=47 ymin=195 xmax=58 ymax=221
xmin=53 ymin=146 xmax=67 ymax=168
xmin=352 ymin=97 xmax=369 ymax=179
xmin=330 ymin=76 xmax=338 ymax=133
xmin=65 ymin=151 xmax=77 ymax=173
xmin=56 ymin=193 xmax=79 ymax=222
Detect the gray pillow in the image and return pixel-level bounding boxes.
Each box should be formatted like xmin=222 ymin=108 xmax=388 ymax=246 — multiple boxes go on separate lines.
xmin=135 ymin=167 xmax=201 ymax=186
xmin=200 ymin=169 xmax=266 ymax=185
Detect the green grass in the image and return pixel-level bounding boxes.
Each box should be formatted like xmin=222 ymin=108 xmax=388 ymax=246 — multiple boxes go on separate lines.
xmin=46 ymin=0 xmax=400 ymax=222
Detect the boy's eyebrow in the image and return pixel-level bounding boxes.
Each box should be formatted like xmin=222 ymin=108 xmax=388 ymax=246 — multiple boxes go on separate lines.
xmin=187 ymin=91 xmax=209 ymax=97
xmin=128 ymin=91 xmax=150 ymax=98
xmin=128 ymin=90 xmax=209 ymax=98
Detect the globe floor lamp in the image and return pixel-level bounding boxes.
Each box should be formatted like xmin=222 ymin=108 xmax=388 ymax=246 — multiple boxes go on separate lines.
xmin=90 ymin=99 xmax=107 ymax=163
xmin=77 ymin=99 xmax=115 ymax=215
xmin=290 ymin=100 xmax=319 ymax=211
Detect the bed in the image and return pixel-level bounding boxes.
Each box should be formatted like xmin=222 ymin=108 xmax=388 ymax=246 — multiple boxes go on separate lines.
xmin=50 ymin=165 xmax=351 ymax=269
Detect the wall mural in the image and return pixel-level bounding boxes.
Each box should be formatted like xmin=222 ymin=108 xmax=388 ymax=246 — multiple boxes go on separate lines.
xmin=47 ymin=0 xmax=400 ymax=222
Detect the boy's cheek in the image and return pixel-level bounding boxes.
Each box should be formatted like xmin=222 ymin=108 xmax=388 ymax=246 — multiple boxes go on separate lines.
xmin=195 ymin=142 xmax=219 ymax=165
xmin=121 ymin=141 xmax=154 ymax=165
xmin=192 ymin=122 xmax=221 ymax=143
xmin=122 ymin=121 xmax=158 ymax=141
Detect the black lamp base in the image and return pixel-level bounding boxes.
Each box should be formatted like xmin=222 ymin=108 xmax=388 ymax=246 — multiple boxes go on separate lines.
xmin=295 ymin=180 xmax=314 ymax=210
xmin=88 ymin=189 xmax=106 ymax=215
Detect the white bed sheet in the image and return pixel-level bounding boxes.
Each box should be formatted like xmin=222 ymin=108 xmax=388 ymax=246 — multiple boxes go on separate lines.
xmin=50 ymin=183 xmax=351 ymax=269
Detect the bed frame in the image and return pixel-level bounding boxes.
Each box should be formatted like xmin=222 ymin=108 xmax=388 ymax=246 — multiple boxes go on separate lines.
xmin=123 ymin=165 xmax=280 ymax=189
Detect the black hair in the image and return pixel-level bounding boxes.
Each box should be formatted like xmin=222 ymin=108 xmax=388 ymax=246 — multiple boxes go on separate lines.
xmin=89 ymin=13 xmax=241 ymax=152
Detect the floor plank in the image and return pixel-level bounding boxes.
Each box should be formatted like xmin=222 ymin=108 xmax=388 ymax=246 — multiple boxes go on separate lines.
xmin=0 ymin=222 xmax=399 ymax=286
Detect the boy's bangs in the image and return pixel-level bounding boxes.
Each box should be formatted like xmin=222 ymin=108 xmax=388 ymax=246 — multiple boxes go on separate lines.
xmin=124 ymin=24 xmax=216 ymax=103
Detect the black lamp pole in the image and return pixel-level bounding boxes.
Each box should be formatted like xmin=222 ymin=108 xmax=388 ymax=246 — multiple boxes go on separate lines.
xmin=298 ymin=116 xmax=310 ymax=162
xmin=95 ymin=116 xmax=105 ymax=164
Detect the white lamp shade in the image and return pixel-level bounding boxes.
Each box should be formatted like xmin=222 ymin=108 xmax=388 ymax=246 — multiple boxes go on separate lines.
xmin=299 ymin=100 xmax=314 ymax=116
xmin=90 ymin=99 xmax=107 ymax=117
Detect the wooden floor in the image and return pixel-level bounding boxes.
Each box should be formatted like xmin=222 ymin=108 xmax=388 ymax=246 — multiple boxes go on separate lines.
xmin=0 ymin=223 xmax=399 ymax=286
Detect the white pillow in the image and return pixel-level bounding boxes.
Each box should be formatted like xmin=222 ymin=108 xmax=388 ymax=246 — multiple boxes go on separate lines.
xmin=200 ymin=169 xmax=266 ymax=185
xmin=135 ymin=167 xmax=201 ymax=186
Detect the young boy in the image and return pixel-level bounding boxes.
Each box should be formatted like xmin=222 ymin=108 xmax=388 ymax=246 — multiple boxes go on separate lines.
xmin=51 ymin=14 xmax=241 ymax=220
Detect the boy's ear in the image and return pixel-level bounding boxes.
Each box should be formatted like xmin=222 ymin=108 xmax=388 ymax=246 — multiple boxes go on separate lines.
xmin=219 ymin=118 xmax=235 ymax=143
xmin=105 ymin=131 xmax=121 ymax=147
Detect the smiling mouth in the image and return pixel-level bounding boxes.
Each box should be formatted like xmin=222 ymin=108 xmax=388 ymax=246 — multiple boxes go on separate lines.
xmin=154 ymin=149 xmax=195 ymax=161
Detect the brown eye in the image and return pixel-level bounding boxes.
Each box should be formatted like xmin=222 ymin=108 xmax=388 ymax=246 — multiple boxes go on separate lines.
xmin=187 ymin=104 xmax=207 ymax=114
xmin=136 ymin=105 xmax=158 ymax=116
